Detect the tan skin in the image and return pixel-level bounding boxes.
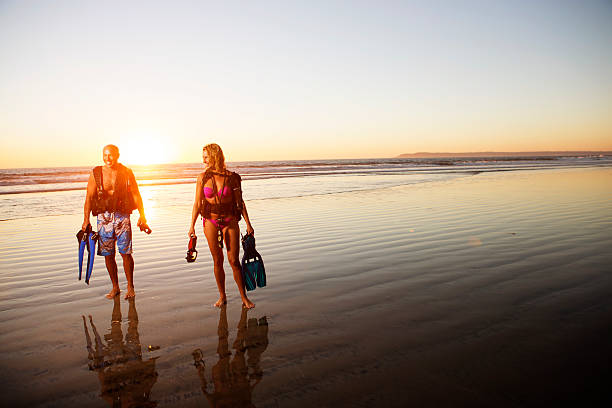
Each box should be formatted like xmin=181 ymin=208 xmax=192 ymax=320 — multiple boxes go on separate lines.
xmin=83 ymin=145 xmax=147 ymax=300
xmin=188 ymin=150 xmax=255 ymax=309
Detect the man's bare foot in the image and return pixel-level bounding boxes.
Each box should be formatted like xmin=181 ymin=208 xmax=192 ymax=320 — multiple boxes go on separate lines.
xmin=105 ymin=288 xmax=120 ymax=299
xmin=242 ymin=299 xmax=255 ymax=309
xmin=124 ymin=287 xmax=135 ymax=299
xmin=214 ymin=297 xmax=227 ymax=308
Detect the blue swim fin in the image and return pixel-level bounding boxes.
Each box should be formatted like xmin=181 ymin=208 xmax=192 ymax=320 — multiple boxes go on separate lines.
xmin=85 ymin=231 xmax=98 ymax=285
xmin=242 ymin=259 xmax=257 ymax=291
xmin=241 ymin=233 xmax=266 ymax=291
xmin=255 ymin=257 xmax=266 ymax=288
xmin=77 ymin=226 xmax=91 ymax=281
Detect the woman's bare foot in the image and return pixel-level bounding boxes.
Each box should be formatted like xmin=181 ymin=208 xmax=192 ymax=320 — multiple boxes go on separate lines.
xmin=242 ymin=298 xmax=255 ymax=309
xmin=214 ymin=297 xmax=227 ymax=308
xmin=124 ymin=286 xmax=135 ymax=299
xmin=105 ymin=288 xmax=120 ymax=299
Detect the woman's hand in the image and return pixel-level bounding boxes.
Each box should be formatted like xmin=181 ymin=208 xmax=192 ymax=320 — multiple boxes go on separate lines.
xmin=81 ymin=221 xmax=90 ymax=231
xmin=246 ymin=224 xmax=254 ymax=235
xmin=188 ymin=226 xmax=196 ymax=237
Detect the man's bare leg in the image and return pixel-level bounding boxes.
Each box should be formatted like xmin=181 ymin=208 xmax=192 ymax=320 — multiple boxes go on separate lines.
xmin=105 ymin=255 xmax=120 ymax=298
xmin=121 ymin=253 xmax=135 ymax=299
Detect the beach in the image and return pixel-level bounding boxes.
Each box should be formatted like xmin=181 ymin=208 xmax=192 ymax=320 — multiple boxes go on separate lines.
xmin=1 ymin=166 xmax=612 ymax=407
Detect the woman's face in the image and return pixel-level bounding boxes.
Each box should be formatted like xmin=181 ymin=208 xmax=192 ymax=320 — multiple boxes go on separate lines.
xmin=203 ymin=150 xmax=209 ymax=167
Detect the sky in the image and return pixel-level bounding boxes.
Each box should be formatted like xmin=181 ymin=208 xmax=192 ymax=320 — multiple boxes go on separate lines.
xmin=1 ymin=0 xmax=611 ymax=168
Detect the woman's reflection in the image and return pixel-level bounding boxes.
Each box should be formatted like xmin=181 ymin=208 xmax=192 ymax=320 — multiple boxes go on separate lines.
xmin=82 ymin=297 xmax=159 ymax=407
xmin=193 ymin=306 xmax=269 ymax=407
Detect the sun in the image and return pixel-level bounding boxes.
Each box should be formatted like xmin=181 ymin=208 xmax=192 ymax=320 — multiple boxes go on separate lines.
xmin=117 ymin=133 xmax=177 ymax=165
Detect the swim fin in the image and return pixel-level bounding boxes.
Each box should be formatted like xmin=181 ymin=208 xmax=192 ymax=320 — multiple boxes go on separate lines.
xmin=241 ymin=233 xmax=266 ymax=291
xmin=85 ymin=231 xmax=98 ymax=285
xmin=255 ymin=257 xmax=266 ymax=288
xmin=77 ymin=225 xmax=91 ymax=281
xmin=242 ymin=260 xmax=257 ymax=291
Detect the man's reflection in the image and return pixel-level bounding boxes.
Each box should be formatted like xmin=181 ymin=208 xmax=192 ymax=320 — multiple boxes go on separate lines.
xmin=82 ymin=297 xmax=158 ymax=407
xmin=193 ymin=306 xmax=269 ymax=407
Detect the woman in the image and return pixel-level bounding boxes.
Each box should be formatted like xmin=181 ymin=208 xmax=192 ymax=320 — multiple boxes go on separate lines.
xmin=188 ymin=143 xmax=255 ymax=309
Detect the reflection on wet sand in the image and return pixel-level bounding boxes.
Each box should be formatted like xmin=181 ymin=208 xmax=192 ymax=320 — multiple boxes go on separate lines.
xmin=82 ymin=298 xmax=159 ymax=407
xmin=193 ymin=306 xmax=269 ymax=407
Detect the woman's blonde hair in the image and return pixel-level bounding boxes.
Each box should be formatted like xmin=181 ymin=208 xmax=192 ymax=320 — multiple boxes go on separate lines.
xmin=203 ymin=143 xmax=226 ymax=171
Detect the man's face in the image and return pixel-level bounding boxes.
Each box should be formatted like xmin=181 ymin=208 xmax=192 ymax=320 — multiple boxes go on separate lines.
xmin=103 ymin=148 xmax=119 ymax=167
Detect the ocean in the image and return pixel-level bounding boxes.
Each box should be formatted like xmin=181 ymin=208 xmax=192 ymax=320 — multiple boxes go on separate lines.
xmin=1 ymin=155 xmax=610 ymax=221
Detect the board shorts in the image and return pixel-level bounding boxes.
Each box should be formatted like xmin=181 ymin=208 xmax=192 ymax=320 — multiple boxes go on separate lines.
xmin=97 ymin=212 xmax=132 ymax=256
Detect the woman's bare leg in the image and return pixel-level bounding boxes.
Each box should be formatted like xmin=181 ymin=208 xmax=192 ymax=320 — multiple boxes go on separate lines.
xmin=224 ymin=221 xmax=255 ymax=309
xmin=204 ymin=220 xmax=227 ymax=307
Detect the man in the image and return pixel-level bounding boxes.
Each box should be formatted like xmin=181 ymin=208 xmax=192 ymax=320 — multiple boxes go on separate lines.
xmin=82 ymin=144 xmax=149 ymax=299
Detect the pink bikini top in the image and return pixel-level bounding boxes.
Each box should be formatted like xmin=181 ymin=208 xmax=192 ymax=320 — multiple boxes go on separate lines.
xmin=204 ymin=186 xmax=231 ymax=199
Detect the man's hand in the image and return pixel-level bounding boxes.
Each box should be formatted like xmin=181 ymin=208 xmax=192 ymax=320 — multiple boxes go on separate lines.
xmin=137 ymin=216 xmax=152 ymax=234
xmin=82 ymin=221 xmax=91 ymax=231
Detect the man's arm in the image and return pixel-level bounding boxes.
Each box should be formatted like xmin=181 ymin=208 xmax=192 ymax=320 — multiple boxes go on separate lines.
xmin=128 ymin=169 xmax=146 ymax=227
xmin=82 ymin=172 xmax=96 ymax=230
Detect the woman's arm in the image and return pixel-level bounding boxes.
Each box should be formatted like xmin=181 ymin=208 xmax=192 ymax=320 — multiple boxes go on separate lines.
xmin=233 ymin=173 xmax=254 ymax=235
xmin=241 ymin=200 xmax=254 ymax=235
xmin=188 ymin=173 xmax=204 ymax=236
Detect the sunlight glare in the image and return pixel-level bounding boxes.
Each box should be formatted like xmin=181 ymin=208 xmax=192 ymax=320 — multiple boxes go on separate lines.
xmin=118 ymin=133 xmax=176 ymax=165
xmin=138 ymin=187 xmax=156 ymax=219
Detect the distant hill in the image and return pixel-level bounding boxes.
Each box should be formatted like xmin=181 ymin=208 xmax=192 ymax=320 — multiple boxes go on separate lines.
xmin=397 ymin=151 xmax=612 ymax=158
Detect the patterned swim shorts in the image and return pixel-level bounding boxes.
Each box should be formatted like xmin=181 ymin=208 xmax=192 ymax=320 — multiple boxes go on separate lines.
xmin=97 ymin=212 xmax=132 ymax=256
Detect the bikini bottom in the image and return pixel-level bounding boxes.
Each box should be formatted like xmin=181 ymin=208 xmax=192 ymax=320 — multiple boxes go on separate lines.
xmin=204 ymin=217 xmax=234 ymax=248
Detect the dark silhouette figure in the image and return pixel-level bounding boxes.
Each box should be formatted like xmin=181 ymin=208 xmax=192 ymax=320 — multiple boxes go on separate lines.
xmin=82 ymin=297 xmax=158 ymax=407
xmin=193 ymin=306 xmax=269 ymax=407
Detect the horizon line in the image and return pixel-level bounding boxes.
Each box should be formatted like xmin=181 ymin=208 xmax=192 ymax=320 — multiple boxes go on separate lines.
xmin=398 ymin=150 xmax=612 ymax=158
xmin=2 ymin=150 xmax=612 ymax=170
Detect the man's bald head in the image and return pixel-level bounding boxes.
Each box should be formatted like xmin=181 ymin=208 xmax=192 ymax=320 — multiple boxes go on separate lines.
xmin=103 ymin=144 xmax=119 ymax=155
xmin=103 ymin=144 xmax=120 ymax=167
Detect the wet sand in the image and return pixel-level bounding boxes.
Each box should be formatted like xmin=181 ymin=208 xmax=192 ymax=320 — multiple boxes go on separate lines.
xmin=1 ymin=167 xmax=612 ymax=407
